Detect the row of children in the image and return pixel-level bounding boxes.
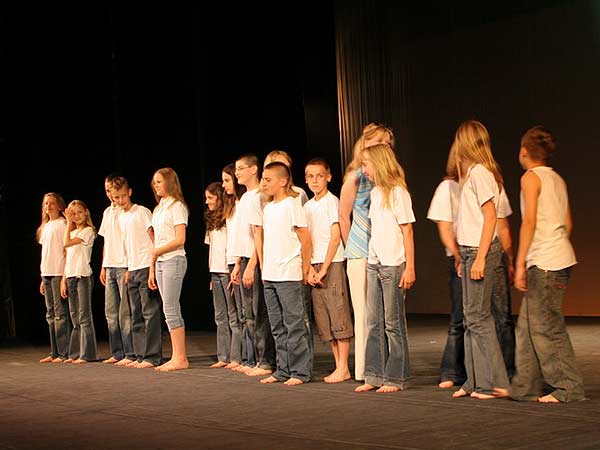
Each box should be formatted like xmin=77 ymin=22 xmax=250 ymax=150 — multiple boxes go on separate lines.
xmin=38 ymin=168 xmax=190 ymax=371
xmin=205 ymin=121 xmax=585 ymax=401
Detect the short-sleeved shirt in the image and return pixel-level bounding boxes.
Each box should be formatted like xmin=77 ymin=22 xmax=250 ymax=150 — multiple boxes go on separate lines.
xmin=152 ymin=197 xmax=188 ymax=262
xmin=368 ymin=186 xmax=415 ymax=266
xmin=262 ymin=196 xmax=308 ymax=281
xmin=98 ymin=204 xmax=127 ymax=268
xmin=304 ymin=191 xmax=345 ymax=264
xmin=235 ymin=188 xmax=261 ymax=258
xmin=427 ymin=179 xmax=460 ymax=257
xmin=225 ymin=202 xmax=240 ymax=265
xmin=456 ymin=164 xmax=499 ymax=247
xmin=119 ymin=204 xmax=153 ymax=271
xmin=64 ymin=226 xmax=95 ymax=278
xmin=205 ymin=227 xmax=228 ymax=273
xmin=344 ymin=169 xmax=373 ymax=259
xmin=39 ymin=218 xmax=67 ymax=276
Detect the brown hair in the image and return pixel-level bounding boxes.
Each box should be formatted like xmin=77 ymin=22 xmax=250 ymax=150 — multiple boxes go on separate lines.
xmin=152 ymin=167 xmax=189 ymax=213
xmin=305 ymin=157 xmax=330 ymax=172
xmin=204 ymin=182 xmax=226 ymax=232
xmin=521 ymin=125 xmax=556 ymax=162
xmin=36 ymin=192 xmax=66 ymax=242
xmin=222 ymin=163 xmax=246 ymax=220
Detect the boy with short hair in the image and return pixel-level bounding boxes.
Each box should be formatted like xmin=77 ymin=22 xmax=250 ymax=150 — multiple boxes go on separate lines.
xmin=304 ymin=158 xmax=353 ymax=383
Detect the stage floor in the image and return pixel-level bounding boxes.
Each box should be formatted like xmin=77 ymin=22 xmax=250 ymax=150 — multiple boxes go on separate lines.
xmin=1 ymin=315 xmax=599 ymax=450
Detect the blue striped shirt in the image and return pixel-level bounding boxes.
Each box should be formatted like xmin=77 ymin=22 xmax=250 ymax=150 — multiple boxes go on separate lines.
xmin=344 ymin=169 xmax=373 ymax=259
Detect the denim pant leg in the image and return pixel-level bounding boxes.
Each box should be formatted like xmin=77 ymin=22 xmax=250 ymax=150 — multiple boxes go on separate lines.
xmin=127 ymin=272 xmax=146 ymax=362
xmin=439 ymin=257 xmax=466 ymax=384
xmin=515 ymin=267 xmax=585 ymax=402
xmin=67 ymin=277 xmax=81 ymax=360
xmin=263 ymin=281 xmax=290 ymax=381
xmin=239 ymin=258 xmax=257 ymax=367
xmin=105 ymin=267 xmax=129 ymax=360
xmin=277 ymin=281 xmax=312 ymax=382
xmin=302 ymin=283 xmax=314 ymax=354
xmin=135 ymin=268 xmax=162 ymax=366
xmin=491 ymin=253 xmax=516 ymax=378
xmin=229 ymin=264 xmax=248 ymax=365
xmin=211 ymin=273 xmax=232 ymax=363
xmin=43 ymin=276 xmax=71 ymax=358
xmin=460 ymin=240 xmax=509 ymax=394
xmin=68 ymin=277 xmax=97 ymax=361
xmin=220 ymin=273 xmax=242 ymax=363
xmin=156 ymin=256 xmax=186 ymax=331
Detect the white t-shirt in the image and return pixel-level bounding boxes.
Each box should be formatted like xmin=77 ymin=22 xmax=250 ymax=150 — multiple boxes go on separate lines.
xmin=205 ymin=227 xmax=228 ymax=273
xmin=368 ymin=186 xmax=416 ymax=266
xmin=225 ymin=202 xmax=240 ymax=265
xmin=64 ymin=227 xmax=95 ymax=278
xmin=303 ymin=191 xmax=344 ymax=264
xmin=427 ymin=179 xmax=460 ymax=257
xmin=497 ymin=188 xmax=512 ymax=219
xmin=98 ymin=204 xmax=127 ymax=268
xmin=522 ymin=166 xmax=577 ymax=270
xmin=39 ymin=218 xmax=67 ymax=276
xmin=262 ymin=196 xmax=308 ymax=281
xmin=119 ymin=204 xmax=153 ymax=271
xmin=152 ymin=197 xmax=188 ymax=262
xmin=235 ymin=188 xmax=261 ymax=258
xmin=456 ymin=164 xmax=499 ymax=247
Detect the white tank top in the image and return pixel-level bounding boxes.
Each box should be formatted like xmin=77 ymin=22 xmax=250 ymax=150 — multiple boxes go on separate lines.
xmin=521 ymin=166 xmax=576 ymax=270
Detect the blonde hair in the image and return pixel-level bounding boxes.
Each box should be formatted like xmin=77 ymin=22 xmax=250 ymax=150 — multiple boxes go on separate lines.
xmin=67 ymin=200 xmax=96 ymax=233
xmin=345 ymin=123 xmax=395 ymax=181
xmin=444 ymin=142 xmax=459 ymax=181
xmin=36 ymin=192 xmax=66 ymax=242
xmin=152 ymin=167 xmax=189 ymax=213
xmin=362 ymin=144 xmax=407 ymax=208
xmin=453 ymin=120 xmax=503 ymax=191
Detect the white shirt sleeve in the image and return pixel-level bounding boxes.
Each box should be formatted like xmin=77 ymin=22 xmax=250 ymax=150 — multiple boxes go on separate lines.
xmin=470 ymin=165 xmax=496 ymax=207
xmin=171 ymin=202 xmax=188 ymax=226
xmin=427 ymin=180 xmax=453 ymax=222
xmin=497 ymin=188 xmax=513 ymax=218
xmin=291 ymin=200 xmax=308 ymax=228
xmin=393 ymin=187 xmax=416 ymax=225
xmin=78 ymin=227 xmax=96 ymax=246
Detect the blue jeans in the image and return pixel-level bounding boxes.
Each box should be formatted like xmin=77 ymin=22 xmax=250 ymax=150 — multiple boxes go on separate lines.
xmin=211 ymin=272 xmax=242 ymax=363
xmin=128 ymin=267 xmax=162 ymax=365
xmin=42 ymin=276 xmax=71 ymax=358
xmin=240 ymin=257 xmax=275 ymax=369
xmin=460 ymin=239 xmax=509 ymax=394
xmin=229 ymin=264 xmax=248 ymax=365
xmin=491 ymin=253 xmax=516 ymax=379
xmin=263 ymin=280 xmax=313 ymax=382
xmin=364 ymin=263 xmax=410 ymax=388
xmin=104 ymin=267 xmax=134 ymax=360
xmin=156 ymin=256 xmax=186 ymax=331
xmin=510 ymin=266 xmax=585 ymax=402
xmin=67 ymin=276 xmax=98 ymax=361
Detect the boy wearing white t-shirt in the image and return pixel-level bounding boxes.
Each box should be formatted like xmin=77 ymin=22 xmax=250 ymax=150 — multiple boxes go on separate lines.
xmin=304 ymin=158 xmax=353 ymax=384
xmin=258 ymin=161 xmax=313 ymax=385
xmin=111 ymin=177 xmax=162 ymax=369
xmin=98 ymin=174 xmax=134 ymax=365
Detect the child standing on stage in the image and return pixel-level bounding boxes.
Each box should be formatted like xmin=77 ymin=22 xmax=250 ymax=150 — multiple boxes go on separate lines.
xmin=204 ymin=182 xmax=242 ymax=369
xmin=451 ymin=120 xmax=509 ymax=399
xmin=222 ymin=163 xmax=246 ymax=369
xmin=98 ymin=173 xmax=134 ymax=365
xmin=304 ymin=158 xmax=353 ymax=383
xmin=111 ymin=176 xmax=162 ymax=369
xmin=258 ymin=161 xmax=313 ymax=385
xmin=509 ymin=126 xmax=585 ymax=403
xmin=149 ymin=167 xmax=189 ymax=372
xmin=37 ymin=192 xmax=70 ymax=363
xmin=61 ymin=200 xmax=98 ymax=363
xmin=354 ymin=144 xmax=415 ymax=393
xmin=232 ymin=154 xmax=275 ymax=376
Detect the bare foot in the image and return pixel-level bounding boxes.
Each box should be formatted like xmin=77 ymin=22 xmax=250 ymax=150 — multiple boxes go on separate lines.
xmin=452 ymin=388 xmax=469 ymax=398
xmin=114 ymin=358 xmax=132 ymax=367
xmin=63 ymin=358 xmax=74 ymax=364
xmin=260 ymin=375 xmax=280 ymax=384
xmin=225 ymin=361 xmax=240 ymax=369
xmin=72 ymin=359 xmax=88 ymax=364
xmin=284 ymin=377 xmax=304 ymax=386
xmin=136 ymin=361 xmax=155 ymax=369
xmin=154 ymin=359 xmax=189 ymax=372
xmin=538 ymin=394 xmax=560 ymax=403
xmin=355 ymin=383 xmax=377 ymax=393
xmin=51 ymin=357 xmax=66 ymax=363
xmin=210 ymin=361 xmax=229 ymax=368
xmin=377 ymin=385 xmax=400 ymax=393
xmin=247 ymin=367 xmax=273 ymax=377
xmin=39 ymin=356 xmax=54 ymax=363
xmin=470 ymin=392 xmax=497 ymax=400
xmin=102 ymin=357 xmax=119 ymax=364
xmin=324 ymin=369 xmax=351 ymax=384
xmin=493 ymin=388 xmax=510 ymax=398
xmin=438 ymin=380 xmax=455 ymax=389
xmin=125 ymin=359 xmax=139 ymax=368
xmin=233 ymin=365 xmax=251 ymax=373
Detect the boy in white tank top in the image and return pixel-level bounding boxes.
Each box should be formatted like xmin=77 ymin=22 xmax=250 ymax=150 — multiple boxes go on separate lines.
xmin=509 ymin=126 xmax=585 ymax=403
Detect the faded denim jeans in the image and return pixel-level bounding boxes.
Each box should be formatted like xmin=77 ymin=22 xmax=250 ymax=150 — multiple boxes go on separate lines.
xmin=104 ymin=267 xmax=134 ymax=360
xmin=211 ymin=272 xmax=242 ymax=364
xmin=364 ymin=263 xmax=410 ymax=389
xmin=67 ymin=276 xmax=98 ymax=361
xmin=460 ymin=239 xmax=509 ymax=394
xmin=42 ymin=276 xmax=71 ymax=358
xmin=156 ymin=256 xmax=186 ymax=331
xmin=229 ymin=264 xmax=248 ymax=366
xmin=510 ymin=266 xmax=585 ymax=402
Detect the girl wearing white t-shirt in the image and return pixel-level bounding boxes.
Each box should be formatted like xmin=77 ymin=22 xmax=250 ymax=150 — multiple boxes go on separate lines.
xmin=354 ymin=144 xmax=415 ymax=394
xmin=451 ymin=120 xmax=509 ymax=400
xmin=149 ymin=167 xmax=189 ymax=372
xmin=37 ymin=192 xmax=70 ymax=363
xmin=61 ymin=200 xmax=97 ymax=363
xmin=205 ymin=182 xmax=242 ymax=369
